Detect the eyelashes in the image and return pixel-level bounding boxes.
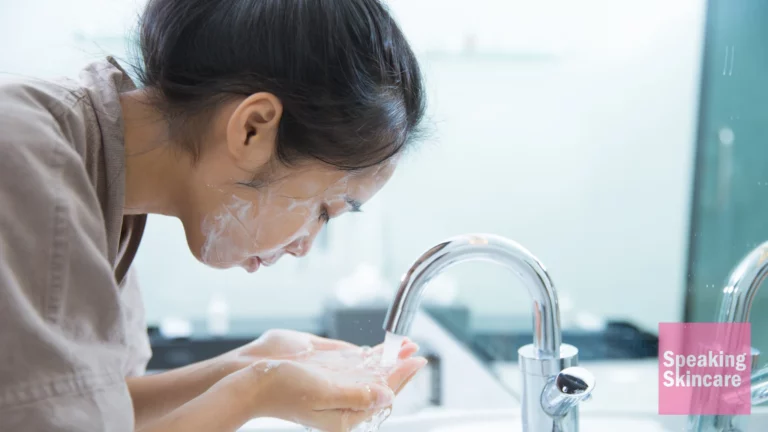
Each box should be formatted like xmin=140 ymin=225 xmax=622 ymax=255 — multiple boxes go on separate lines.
xmin=237 ymin=180 xmax=264 ymax=189
xmin=319 ymin=205 xmax=330 ymax=223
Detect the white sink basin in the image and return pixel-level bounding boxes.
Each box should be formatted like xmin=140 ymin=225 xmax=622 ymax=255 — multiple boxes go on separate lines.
xmin=240 ymin=407 xmax=768 ymax=432
xmin=387 ymin=410 xmax=684 ymax=432
xmin=239 ymin=409 xmax=673 ymax=432
xmin=425 ymin=416 xmax=671 ymax=432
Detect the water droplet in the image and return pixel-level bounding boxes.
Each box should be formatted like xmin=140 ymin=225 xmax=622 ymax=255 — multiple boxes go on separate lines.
xmin=263 ymin=360 xmax=281 ymax=373
xmin=719 ymin=127 xmax=735 ymax=145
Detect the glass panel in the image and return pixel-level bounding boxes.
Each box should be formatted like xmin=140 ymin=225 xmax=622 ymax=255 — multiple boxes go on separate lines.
xmin=685 ymin=0 xmax=768 ymax=374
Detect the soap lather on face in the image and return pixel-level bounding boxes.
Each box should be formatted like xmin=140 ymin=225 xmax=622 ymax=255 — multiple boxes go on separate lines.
xmin=200 ymin=160 xmax=396 ymax=273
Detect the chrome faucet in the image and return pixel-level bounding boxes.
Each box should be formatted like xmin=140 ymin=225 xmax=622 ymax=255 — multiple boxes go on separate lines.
xmin=382 ymin=233 xmax=595 ymax=431
xmin=688 ymin=240 xmax=768 ymax=432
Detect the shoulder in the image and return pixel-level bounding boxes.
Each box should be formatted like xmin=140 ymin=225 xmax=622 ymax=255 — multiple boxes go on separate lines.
xmin=0 ymin=75 xmax=101 ymax=210
xmin=0 ymin=75 xmax=105 ymax=248
xmin=0 ymin=74 xmax=93 ymax=162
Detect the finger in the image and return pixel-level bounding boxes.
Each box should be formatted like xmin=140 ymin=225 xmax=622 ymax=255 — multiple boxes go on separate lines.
xmin=393 ymin=359 xmax=427 ymax=396
xmin=394 ymin=360 xmax=427 ymax=395
xmin=386 ymin=357 xmax=428 ymax=394
xmin=398 ymin=342 xmax=419 ymax=359
xmin=308 ymin=408 xmax=378 ymax=432
xmin=369 ymin=338 xmax=416 ymax=358
xmin=369 ymin=342 xmax=419 ymax=365
xmin=309 ymin=335 xmax=360 ymax=351
xmin=317 ymin=382 xmax=394 ymax=412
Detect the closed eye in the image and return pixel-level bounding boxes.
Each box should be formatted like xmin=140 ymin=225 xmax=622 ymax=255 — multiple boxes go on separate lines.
xmin=318 ymin=197 xmax=362 ymax=223
xmin=345 ymin=197 xmax=363 ymax=212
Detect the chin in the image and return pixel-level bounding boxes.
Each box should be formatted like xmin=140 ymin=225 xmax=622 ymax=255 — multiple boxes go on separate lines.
xmin=177 ymin=215 xmax=260 ymax=271
xmin=179 ymin=224 xmax=230 ymax=269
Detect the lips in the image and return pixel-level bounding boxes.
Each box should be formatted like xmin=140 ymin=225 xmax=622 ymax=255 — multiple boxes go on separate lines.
xmin=243 ymin=252 xmax=286 ymax=272
xmin=259 ymin=253 xmax=284 ymax=267
xmin=245 ymin=257 xmax=261 ymax=273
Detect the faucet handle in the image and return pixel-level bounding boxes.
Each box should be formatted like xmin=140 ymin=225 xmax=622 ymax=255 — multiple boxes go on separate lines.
xmin=540 ymin=366 xmax=596 ymax=418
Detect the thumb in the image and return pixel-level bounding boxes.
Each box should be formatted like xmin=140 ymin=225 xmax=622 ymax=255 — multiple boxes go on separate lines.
xmin=318 ymin=383 xmax=395 ymax=412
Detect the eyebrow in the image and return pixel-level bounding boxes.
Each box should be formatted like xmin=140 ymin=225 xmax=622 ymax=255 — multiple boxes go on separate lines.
xmin=345 ymin=196 xmax=363 ymax=212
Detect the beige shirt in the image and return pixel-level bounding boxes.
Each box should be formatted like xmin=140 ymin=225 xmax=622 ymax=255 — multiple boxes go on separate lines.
xmin=0 ymin=57 xmax=151 ymax=431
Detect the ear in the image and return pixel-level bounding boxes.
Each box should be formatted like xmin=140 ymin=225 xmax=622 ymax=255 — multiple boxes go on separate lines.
xmin=225 ymin=92 xmax=283 ymax=171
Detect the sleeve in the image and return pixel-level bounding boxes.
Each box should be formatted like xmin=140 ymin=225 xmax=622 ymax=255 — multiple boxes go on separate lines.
xmin=120 ymin=265 xmax=154 ymax=378
xmin=0 ymin=91 xmax=135 ymax=432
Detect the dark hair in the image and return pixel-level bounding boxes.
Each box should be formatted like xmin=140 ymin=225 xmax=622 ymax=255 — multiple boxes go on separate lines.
xmin=132 ymin=0 xmax=427 ymax=170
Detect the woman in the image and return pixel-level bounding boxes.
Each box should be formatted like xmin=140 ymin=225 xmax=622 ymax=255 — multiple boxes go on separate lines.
xmin=0 ymin=0 xmax=429 ymax=431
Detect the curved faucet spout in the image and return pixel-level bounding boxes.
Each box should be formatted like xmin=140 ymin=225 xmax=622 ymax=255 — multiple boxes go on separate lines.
xmin=689 ymin=240 xmax=768 ymax=432
xmin=716 ymin=240 xmax=768 ymax=323
xmin=382 ymin=233 xmax=562 ymax=359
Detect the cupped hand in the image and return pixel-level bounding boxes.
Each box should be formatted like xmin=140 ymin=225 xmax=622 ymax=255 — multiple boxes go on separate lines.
xmin=225 ymin=328 xmax=420 ymax=365
xmin=218 ymin=346 xmax=426 ymax=431
xmin=215 ymin=329 xmax=426 ymax=431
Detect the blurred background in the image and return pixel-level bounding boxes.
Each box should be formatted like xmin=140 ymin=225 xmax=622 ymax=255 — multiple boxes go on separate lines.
xmin=2 ymin=0 xmax=768 ymax=417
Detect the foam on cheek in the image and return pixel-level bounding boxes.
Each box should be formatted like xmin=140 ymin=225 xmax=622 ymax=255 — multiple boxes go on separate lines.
xmin=199 ymin=163 xmax=393 ymax=268
xmin=200 ymin=177 xmax=346 ymax=267
xmin=200 ymin=196 xmax=255 ymax=265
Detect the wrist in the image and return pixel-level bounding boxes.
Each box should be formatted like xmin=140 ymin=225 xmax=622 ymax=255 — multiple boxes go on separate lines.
xmin=213 ymin=349 xmax=265 ymax=379
xmin=216 ymin=360 xmax=273 ymax=420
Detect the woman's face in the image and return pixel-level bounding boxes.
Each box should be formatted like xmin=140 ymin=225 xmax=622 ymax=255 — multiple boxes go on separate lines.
xmin=186 ymin=161 xmax=396 ymax=272
xmin=177 ymin=93 xmax=398 ymax=272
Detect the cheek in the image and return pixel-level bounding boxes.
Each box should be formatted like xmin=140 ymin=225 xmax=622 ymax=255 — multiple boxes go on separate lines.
xmin=199 ymin=196 xmax=258 ymax=264
xmin=255 ymin=205 xmax=316 ymax=249
xmin=199 ymin=193 xmax=319 ymax=265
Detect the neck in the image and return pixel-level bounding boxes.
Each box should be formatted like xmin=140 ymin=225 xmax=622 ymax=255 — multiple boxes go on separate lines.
xmin=120 ymin=89 xmax=188 ymax=217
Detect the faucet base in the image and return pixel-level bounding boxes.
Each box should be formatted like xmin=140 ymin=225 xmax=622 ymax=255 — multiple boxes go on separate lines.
xmin=518 ymin=343 xmax=582 ymax=432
